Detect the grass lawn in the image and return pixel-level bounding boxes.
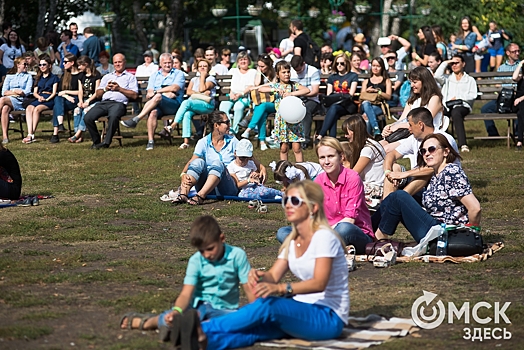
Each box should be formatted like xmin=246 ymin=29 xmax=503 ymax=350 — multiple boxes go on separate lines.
xmin=0 ymin=118 xmax=523 ymax=349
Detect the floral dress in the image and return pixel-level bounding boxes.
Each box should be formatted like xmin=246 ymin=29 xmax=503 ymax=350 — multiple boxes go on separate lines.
xmin=272 ymin=82 xmax=305 ymax=143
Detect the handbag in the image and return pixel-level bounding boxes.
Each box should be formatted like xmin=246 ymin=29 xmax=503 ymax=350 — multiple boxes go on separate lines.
xmin=190 ymin=93 xmax=212 ymax=103
xmin=445 ymin=99 xmax=464 ymax=110
xmin=250 ymin=89 xmax=275 ymax=106
xmin=496 ymin=88 xmax=516 ymax=113
xmin=322 ymin=93 xmax=352 ymax=108
xmin=365 ymin=239 xmax=407 ymax=257
xmin=385 ymin=127 xmax=411 ymax=143
xmin=22 ymin=96 xmax=37 ymax=109
xmin=428 ymin=227 xmax=484 ymax=256
xmin=359 ymin=91 xmax=380 ymax=104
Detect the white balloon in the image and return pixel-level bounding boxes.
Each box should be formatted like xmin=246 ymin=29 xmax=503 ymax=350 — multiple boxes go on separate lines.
xmin=279 ymin=96 xmax=306 ymax=124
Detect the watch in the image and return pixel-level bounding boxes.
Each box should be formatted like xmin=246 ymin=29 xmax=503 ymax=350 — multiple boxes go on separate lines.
xmin=284 ymin=283 xmax=293 ymax=297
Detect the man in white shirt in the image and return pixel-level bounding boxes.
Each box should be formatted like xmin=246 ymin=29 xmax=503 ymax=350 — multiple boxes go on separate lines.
xmin=383 ymin=107 xmax=459 ymax=198
xmin=205 ymin=46 xmax=228 ymax=75
xmin=378 ymin=35 xmax=411 ymax=70
xmin=290 ymin=55 xmax=320 ymax=149
xmin=135 ymin=51 xmax=159 ymax=78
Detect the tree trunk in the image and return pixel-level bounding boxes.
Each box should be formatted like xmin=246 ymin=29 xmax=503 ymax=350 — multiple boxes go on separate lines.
xmin=45 ymin=0 xmax=57 ymax=33
xmin=0 ymin=0 xmax=5 ymax=25
xmin=162 ymin=0 xmax=181 ymax=53
xmin=132 ymin=0 xmax=148 ymax=52
xmin=35 ymin=0 xmax=47 ymax=38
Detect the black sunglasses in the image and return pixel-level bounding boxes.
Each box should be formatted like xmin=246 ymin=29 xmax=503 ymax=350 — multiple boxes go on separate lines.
xmin=218 ymin=119 xmax=231 ymax=125
xmin=281 ymin=195 xmax=305 ymax=209
xmin=509 ymin=50 xmax=520 ymax=54
xmin=385 ymin=56 xmax=396 ymax=61
xmin=419 ymin=145 xmax=441 ymax=156
xmin=336 ymin=62 xmax=346 ymax=66
xmin=238 ymin=156 xmax=250 ymax=160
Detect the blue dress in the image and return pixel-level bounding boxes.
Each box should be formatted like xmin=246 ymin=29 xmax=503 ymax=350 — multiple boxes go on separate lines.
xmin=30 ymin=73 xmax=60 ymax=109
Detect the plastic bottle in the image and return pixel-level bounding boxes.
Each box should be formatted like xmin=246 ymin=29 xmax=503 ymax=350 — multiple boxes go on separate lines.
xmin=436 ymin=223 xmax=448 ymax=256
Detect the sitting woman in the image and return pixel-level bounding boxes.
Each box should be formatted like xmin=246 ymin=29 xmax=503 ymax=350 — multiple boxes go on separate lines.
xmin=381 ymin=66 xmax=443 ymax=153
xmin=241 ymin=54 xmax=277 ymax=151
xmin=316 ymin=53 xmax=358 ymax=141
xmin=374 ymin=133 xmax=481 ymax=242
xmin=68 ymin=56 xmax=101 ymax=143
xmin=165 ymin=58 xmax=216 ymax=149
xmin=173 ymin=111 xmax=266 ymax=205
xmin=96 ymin=51 xmax=114 ymax=76
xmin=0 ymin=142 xmax=22 ymax=200
xmin=360 ymin=57 xmax=391 ymax=137
xmin=277 ymin=137 xmax=374 ymax=254
xmin=219 ymin=51 xmax=257 ymax=133
xmin=1 ymin=57 xmax=33 ymax=144
xmin=174 ymin=180 xmax=349 ymax=349
xmin=23 ymin=56 xmax=60 ymax=144
xmin=272 ymin=159 xmax=324 ymax=190
xmin=342 ymin=115 xmax=386 ymax=209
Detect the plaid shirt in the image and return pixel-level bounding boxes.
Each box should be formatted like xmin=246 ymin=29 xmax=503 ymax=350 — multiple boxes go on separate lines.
xmin=497 ymin=59 xmax=520 ymax=88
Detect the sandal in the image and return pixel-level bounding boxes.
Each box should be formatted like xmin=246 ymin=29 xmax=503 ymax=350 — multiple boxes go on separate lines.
xmin=372 ymin=243 xmax=397 ymax=268
xmin=75 ymin=137 xmax=83 ymax=143
xmin=248 ymin=199 xmax=261 ymax=209
xmin=120 ymin=312 xmax=156 ymax=330
xmin=187 ymin=194 xmax=205 ymax=206
xmin=171 ymin=193 xmax=189 ymax=205
xmin=345 ymin=245 xmax=356 ymax=272
xmin=179 ymin=143 xmax=189 ymax=150
xmin=257 ymin=203 xmax=268 ymax=213
xmin=68 ymin=136 xmax=77 ymax=143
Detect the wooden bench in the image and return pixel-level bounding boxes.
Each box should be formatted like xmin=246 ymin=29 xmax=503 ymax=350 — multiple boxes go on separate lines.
xmin=9 ymin=110 xmax=73 ymax=140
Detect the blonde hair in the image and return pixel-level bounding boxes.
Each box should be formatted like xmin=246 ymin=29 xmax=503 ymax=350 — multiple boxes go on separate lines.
xmin=278 ymin=180 xmax=346 ymax=257
xmin=315 ymin=136 xmax=345 ymax=158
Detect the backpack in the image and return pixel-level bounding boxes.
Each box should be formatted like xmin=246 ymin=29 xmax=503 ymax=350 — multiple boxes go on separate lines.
xmin=497 ymin=88 xmax=516 ymax=113
xmin=399 ymin=80 xmax=412 ymax=107
xmin=303 ymin=34 xmax=321 ymax=69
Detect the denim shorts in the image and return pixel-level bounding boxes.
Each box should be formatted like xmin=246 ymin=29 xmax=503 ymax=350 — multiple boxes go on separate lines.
xmin=155 ymin=95 xmax=181 ymax=118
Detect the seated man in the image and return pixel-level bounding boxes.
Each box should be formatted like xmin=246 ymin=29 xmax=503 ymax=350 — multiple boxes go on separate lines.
xmin=121 ymin=53 xmax=185 ymax=150
xmin=84 ymin=53 xmax=139 ymax=149
xmin=382 ymin=107 xmax=459 ymax=199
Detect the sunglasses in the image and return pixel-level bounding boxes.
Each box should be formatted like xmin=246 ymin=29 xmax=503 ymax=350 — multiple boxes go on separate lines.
xmin=223 ymin=53 xmax=231 ymax=56
xmin=197 ymin=65 xmax=208 ymax=68
xmin=38 ymin=63 xmax=48 ymax=67
xmin=509 ymin=50 xmax=520 ymax=54
xmin=419 ymin=145 xmax=441 ymax=156
xmin=385 ymin=56 xmax=396 ymax=61
xmin=22 ymin=63 xmax=28 ymax=66
xmin=353 ymin=50 xmax=361 ymax=53
xmin=63 ymin=60 xmax=70 ymax=63
xmin=238 ymin=156 xmax=250 ymax=161
xmin=218 ymin=119 xmax=231 ymax=125
xmin=281 ymin=195 xmax=305 ymax=209
xmin=336 ymin=62 xmax=346 ymax=66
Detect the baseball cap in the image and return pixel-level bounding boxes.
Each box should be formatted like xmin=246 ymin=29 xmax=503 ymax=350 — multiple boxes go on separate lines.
xmin=377 ymin=37 xmax=391 ymax=46
xmin=143 ymin=50 xmax=153 ymax=57
xmin=236 ymin=139 xmax=253 ymax=157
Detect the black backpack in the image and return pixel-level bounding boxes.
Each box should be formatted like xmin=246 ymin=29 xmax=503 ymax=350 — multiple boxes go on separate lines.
xmin=496 ymin=88 xmax=516 ymax=113
xmin=303 ymin=34 xmax=321 ymax=69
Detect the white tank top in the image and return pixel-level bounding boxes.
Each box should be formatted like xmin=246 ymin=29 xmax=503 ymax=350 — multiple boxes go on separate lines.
xmin=411 ymin=97 xmax=443 ymax=130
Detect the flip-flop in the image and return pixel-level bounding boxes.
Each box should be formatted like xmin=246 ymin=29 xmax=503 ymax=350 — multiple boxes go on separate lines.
xmin=119 ymin=312 xmax=156 ymax=330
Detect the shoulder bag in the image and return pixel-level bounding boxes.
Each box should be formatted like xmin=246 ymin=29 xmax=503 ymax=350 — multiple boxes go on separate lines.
xmin=190 ymin=93 xmax=212 ymax=103
xmin=385 ymin=127 xmax=411 ymax=143
xmin=445 ymin=99 xmax=464 ymax=110
xmin=250 ymin=89 xmax=275 ymax=106
xmin=428 ymin=227 xmax=484 ymax=256
xmin=359 ymin=91 xmax=380 ymax=104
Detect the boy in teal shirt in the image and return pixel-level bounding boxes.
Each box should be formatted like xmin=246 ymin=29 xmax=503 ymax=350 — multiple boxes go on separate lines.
xmin=120 ymin=215 xmax=255 ymax=332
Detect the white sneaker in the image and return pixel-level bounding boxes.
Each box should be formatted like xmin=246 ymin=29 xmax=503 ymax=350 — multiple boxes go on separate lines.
xmin=241 ymin=130 xmax=250 ymax=139
xmin=461 ymin=145 xmax=470 ymax=153
xmin=260 ymin=142 xmax=268 ymax=151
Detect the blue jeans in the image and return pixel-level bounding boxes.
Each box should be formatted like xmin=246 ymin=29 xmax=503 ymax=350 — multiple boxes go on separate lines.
xmin=374 ymin=190 xmax=440 ymax=242
xmin=53 ymin=96 xmax=78 ymax=127
xmin=157 ymin=301 xmax=236 ymax=326
xmin=219 ymin=98 xmax=250 ymax=133
xmin=174 ymin=99 xmax=214 ymax=138
xmin=201 ymin=296 xmax=344 ymax=350
xmin=319 ymin=104 xmax=346 ymax=137
xmin=187 ymin=158 xmax=238 ymax=196
xmin=480 ymin=100 xmax=499 ymax=137
xmin=73 ymin=103 xmax=99 ymax=133
xmin=249 ymin=102 xmax=275 ymax=141
xmin=360 ymin=101 xmax=382 ymax=134
xmin=276 ymin=222 xmax=372 ymax=254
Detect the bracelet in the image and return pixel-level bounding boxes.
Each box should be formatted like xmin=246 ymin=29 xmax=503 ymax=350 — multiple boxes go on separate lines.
xmin=384 ymin=170 xmax=392 ymax=175
xmin=180 ymin=172 xmax=186 ymax=178
xmin=172 ymin=306 xmax=183 ymax=314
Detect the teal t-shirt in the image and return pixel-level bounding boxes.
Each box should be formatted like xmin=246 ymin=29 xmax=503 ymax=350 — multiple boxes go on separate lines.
xmin=184 ymin=244 xmax=251 ymax=310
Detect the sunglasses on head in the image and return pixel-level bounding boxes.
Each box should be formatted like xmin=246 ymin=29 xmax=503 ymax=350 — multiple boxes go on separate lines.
xmin=281 ymin=195 xmax=305 ymax=209
xmin=419 ymin=145 xmax=441 ymax=156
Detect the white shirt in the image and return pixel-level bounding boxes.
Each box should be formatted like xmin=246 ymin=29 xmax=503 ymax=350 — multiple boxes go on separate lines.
xmin=228 ymin=68 xmax=257 ymax=94
xmin=434 ymin=62 xmax=478 ymax=111
xmin=396 ymin=130 xmax=460 ymax=169
xmin=0 ymin=43 xmax=25 ymax=69
xmin=135 ymin=63 xmax=159 ymax=78
xmin=291 ymin=64 xmax=320 ymax=103
xmin=410 ymin=98 xmax=443 ymax=131
xmin=227 ymin=160 xmax=257 ymax=182
xmin=278 ymin=229 xmax=349 ymax=324
xmin=211 ymin=64 xmax=229 ymax=76
xmin=297 ymin=162 xmax=324 ymax=179
xmin=360 ymin=139 xmax=386 ymax=184
xmin=279 ymin=38 xmax=294 ymax=62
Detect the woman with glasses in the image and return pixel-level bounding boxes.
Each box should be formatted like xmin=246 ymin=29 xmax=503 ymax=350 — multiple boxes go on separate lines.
xmin=277 ymin=137 xmax=374 ymax=254
xmin=165 ymin=58 xmax=216 ymax=149
xmin=50 ymin=54 xmax=81 ymax=143
xmin=0 ymin=30 xmax=26 ymax=70
xmin=373 ymin=133 xmax=481 ymax=242
xmin=360 ymin=57 xmax=391 ymax=137
xmin=173 ymin=111 xmax=266 ymax=205
xmin=241 ymin=54 xmax=277 ymax=150
xmin=1 ymin=57 xmax=33 ymax=144
xmin=219 ymin=51 xmax=257 ymax=134
xmin=315 ymin=53 xmax=358 ymax=141
xmin=23 ymin=56 xmax=60 ymax=144
xmin=181 ymin=180 xmax=349 ymax=349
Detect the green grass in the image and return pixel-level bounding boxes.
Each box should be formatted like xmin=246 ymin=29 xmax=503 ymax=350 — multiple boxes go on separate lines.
xmin=0 ymin=118 xmax=523 ymax=348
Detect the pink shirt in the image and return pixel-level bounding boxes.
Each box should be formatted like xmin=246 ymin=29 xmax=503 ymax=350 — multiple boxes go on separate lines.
xmin=315 ymin=167 xmax=374 ymax=238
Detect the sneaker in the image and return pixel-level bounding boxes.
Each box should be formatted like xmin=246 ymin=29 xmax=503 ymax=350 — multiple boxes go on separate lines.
xmin=260 ymin=142 xmax=268 ymax=151
xmin=146 ymin=140 xmax=154 ymax=150
xmin=32 ymin=196 xmax=40 ymax=206
xmin=265 ymin=137 xmax=280 ymax=149
xmin=241 ymin=130 xmax=250 ymax=139
xmin=179 ymin=143 xmax=189 ymax=149
xmin=17 ymin=197 xmax=33 ymax=207
xmin=461 ymin=145 xmax=470 ymax=153
xmin=58 ymin=124 xmax=66 ymax=133
xmin=50 ymin=135 xmax=59 ymax=143
xmin=2 ymin=139 xmax=8 ymax=144
xmin=121 ymin=118 xmax=138 ymax=128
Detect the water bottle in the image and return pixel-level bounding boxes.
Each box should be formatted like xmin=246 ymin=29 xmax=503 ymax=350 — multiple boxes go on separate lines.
xmin=436 ymin=224 xmax=448 ymax=256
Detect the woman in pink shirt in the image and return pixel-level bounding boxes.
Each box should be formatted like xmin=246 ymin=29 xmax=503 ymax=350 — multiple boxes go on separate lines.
xmin=277 ymin=137 xmax=374 ymax=253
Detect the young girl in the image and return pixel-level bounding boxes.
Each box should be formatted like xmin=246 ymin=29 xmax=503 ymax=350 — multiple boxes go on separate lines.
xmin=23 ymin=56 xmax=59 ymax=144
xmin=260 ymin=61 xmax=309 ymax=162
xmin=69 ymin=56 xmax=101 ymax=143
xmin=227 ymin=139 xmax=282 ymax=200
xmin=270 ymin=159 xmax=324 ymax=190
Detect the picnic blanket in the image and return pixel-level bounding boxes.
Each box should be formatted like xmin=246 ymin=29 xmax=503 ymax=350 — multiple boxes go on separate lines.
xmin=355 ymin=242 xmax=504 ymax=264
xmin=0 ymin=195 xmax=54 ymax=209
xmin=258 ymin=314 xmax=419 ymax=349
xmin=161 ymin=188 xmax=282 ymax=203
